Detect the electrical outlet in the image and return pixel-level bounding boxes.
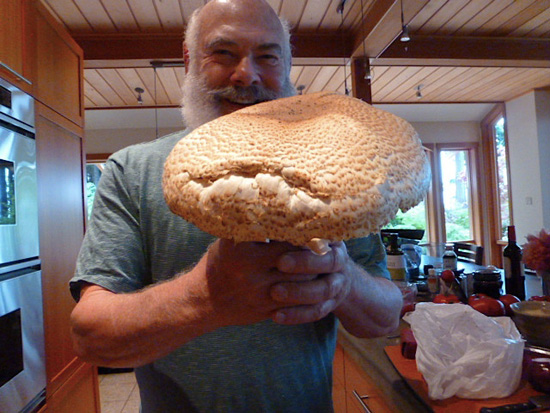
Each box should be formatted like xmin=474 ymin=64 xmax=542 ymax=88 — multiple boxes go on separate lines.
xmin=526 ymin=196 xmax=533 ymax=205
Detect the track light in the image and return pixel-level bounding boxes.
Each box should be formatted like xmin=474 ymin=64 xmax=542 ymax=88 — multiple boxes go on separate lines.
xmin=415 ymin=84 xmax=423 ymax=99
xmin=400 ymin=0 xmax=410 ymax=42
xmin=135 ymin=87 xmax=144 ymax=105
xmin=400 ymin=25 xmax=410 ymax=42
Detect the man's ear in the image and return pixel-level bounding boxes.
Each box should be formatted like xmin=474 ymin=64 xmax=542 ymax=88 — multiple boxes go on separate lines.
xmin=183 ymin=44 xmax=190 ymax=74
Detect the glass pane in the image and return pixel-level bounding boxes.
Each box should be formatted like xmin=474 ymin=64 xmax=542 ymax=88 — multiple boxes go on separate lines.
xmin=494 ymin=117 xmax=510 ymax=239
xmin=440 ymin=150 xmax=472 ymax=241
xmin=86 ymin=164 xmax=104 ymax=220
xmin=385 ymin=201 xmax=428 ymax=243
xmin=0 ymin=160 xmax=16 ymax=225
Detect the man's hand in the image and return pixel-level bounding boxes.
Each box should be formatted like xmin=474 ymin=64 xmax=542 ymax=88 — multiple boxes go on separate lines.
xmin=270 ymin=241 xmax=353 ymax=324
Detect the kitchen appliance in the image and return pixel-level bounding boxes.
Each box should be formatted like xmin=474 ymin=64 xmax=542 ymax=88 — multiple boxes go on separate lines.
xmin=0 ymin=77 xmax=46 ymax=412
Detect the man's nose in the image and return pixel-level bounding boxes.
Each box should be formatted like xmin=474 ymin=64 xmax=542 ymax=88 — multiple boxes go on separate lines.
xmin=231 ymin=56 xmax=261 ymax=86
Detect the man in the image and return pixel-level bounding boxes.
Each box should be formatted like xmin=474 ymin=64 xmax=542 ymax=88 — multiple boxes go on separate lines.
xmin=69 ymin=0 xmax=402 ymax=411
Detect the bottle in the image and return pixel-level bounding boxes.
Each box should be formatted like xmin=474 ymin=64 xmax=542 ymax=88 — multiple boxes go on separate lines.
xmin=442 ymin=244 xmax=458 ymax=271
xmin=427 ymin=268 xmax=439 ymax=295
xmin=386 ymin=233 xmax=407 ymax=281
xmin=503 ymin=225 xmax=526 ymax=300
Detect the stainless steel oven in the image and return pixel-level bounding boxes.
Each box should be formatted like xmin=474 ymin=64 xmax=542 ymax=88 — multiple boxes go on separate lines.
xmin=0 ymin=77 xmax=46 ymax=413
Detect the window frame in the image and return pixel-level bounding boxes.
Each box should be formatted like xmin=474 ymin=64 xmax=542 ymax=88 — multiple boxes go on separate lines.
xmin=481 ymin=103 xmax=511 ymax=267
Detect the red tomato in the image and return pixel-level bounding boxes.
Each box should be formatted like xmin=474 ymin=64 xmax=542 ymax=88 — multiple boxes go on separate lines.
xmin=440 ymin=269 xmax=455 ymax=284
xmin=433 ymin=293 xmax=461 ymax=304
xmin=468 ymin=293 xmax=489 ymax=305
xmin=400 ymin=302 xmax=416 ymax=317
xmin=498 ymin=294 xmax=521 ymax=316
xmin=469 ymin=296 xmax=506 ymax=316
xmin=529 ymin=296 xmax=550 ymax=302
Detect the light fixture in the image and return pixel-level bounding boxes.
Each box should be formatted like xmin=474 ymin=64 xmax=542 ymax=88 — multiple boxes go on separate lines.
xmin=400 ymin=0 xmax=410 ymax=42
xmin=135 ymin=87 xmax=144 ymax=105
xmin=297 ymin=85 xmax=306 ymax=95
xmin=400 ymin=25 xmax=410 ymax=42
xmin=415 ymin=84 xmax=423 ymax=99
xmin=337 ymin=0 xmax=350 ymax=95
xmin=364 ymin=63 xmax=373 ymax=81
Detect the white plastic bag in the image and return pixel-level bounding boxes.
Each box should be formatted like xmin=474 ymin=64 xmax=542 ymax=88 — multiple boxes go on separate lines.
xmin=403 ymin=302 xmax=524 ymax=400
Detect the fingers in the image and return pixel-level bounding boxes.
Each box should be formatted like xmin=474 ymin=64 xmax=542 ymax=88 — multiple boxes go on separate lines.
xmin=272 ymin=300 xmax=336 ymax=325
xmin=276 ymin=241 xmax=349 ymax=275
xmin=270 ymin=272 xmax=346 ymax=305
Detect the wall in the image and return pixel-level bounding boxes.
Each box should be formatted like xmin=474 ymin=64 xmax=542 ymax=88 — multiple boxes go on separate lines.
xmin=506 ymin=89 xmax=550 ymax=242
xmin=411 ymin=121 xmax=481 ymax=144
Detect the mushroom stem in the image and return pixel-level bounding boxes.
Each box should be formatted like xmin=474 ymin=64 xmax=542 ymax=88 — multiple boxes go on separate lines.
xmin=305 ymin=238 xmax=331 ymax=255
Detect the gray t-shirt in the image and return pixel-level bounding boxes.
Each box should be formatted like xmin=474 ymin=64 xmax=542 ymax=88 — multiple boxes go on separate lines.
xmin=71 ymin=129 xmax=389 ymax=412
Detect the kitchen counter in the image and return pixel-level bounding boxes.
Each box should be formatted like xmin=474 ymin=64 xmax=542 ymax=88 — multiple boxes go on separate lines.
xmin=337 ymin=323 xmax=432 ymax=412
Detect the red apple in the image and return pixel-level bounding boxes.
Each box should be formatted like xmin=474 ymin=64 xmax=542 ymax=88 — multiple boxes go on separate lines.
xmin=469 ymin=295 xmax=506 ymax=316
xmin=498 ymin=294 xmax=520 ymax=316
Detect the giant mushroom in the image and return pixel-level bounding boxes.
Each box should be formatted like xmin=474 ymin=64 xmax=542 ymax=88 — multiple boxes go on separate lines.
xmin=163 ymin=91 xmax=430 ymax=254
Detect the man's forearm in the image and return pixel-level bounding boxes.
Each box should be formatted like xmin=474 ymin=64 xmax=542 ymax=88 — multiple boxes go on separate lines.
xmin=70 ymin=261 xmax=217 ymax=368
xmin=334 ymin=262 xmax=402 ymax=338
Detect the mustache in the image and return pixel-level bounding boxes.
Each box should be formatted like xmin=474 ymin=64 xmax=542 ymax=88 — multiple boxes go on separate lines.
xmin=208 ymin=85 xmax=280 ymax=104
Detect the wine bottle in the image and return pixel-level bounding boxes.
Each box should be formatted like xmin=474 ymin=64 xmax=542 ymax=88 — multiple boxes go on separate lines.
xmin=503 ymin=225 xmax=526 ymax=300
xmin=386 ymin=233 xmax=407 ymax=281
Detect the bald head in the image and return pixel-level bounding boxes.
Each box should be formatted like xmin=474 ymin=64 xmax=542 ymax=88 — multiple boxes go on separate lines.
xmin=181 ymin=0 xmax=295 ymax=130
xmin=185 ymin=0 xmax=292 ymax=74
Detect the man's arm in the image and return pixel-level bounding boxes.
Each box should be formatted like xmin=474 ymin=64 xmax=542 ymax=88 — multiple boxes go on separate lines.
xmin=71 ymin=240 xmax=322 ymax=368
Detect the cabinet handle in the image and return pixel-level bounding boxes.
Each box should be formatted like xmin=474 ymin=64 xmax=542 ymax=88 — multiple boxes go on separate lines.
xmin=352 ymin=389 xmax=372 ymax=413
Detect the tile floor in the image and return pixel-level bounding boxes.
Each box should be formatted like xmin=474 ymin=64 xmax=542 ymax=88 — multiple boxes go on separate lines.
xmin=99 ymin=371 xmax=141 ymax=413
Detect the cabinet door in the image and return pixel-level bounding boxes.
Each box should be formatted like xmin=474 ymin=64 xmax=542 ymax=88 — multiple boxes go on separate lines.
xmin=35 ymin=103 xmax=89 ymax=397
xmin=344 ymin=352 xmax=395 ymax=413
xmin=0 ymin=0 xmax=33 ymax=89
xmin=42 ymin=362 xmax=100 ymax=413
xmin=32 ymin=1 xmax=83 ymax=126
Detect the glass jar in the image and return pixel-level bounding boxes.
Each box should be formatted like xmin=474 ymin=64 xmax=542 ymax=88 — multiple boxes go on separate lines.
xmin=473 ymin=269 xmax=503 ymax=299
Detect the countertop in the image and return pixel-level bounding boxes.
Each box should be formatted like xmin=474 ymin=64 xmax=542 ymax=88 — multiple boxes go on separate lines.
xmin=337 ymin=323 xmax=432 ymax=412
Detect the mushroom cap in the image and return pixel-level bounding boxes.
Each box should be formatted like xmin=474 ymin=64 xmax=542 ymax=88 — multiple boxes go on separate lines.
xmin=163 ymin=91 xmax=430 ymax=246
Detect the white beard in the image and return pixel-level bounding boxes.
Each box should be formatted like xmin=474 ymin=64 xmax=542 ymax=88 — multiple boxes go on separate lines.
xmin=180 ymin=71 xmax=222 ymax=131
xmin=180 ymin=70 xmax=296 ymax=131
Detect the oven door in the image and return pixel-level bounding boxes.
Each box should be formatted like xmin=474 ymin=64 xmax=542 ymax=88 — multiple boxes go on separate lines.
xmin=0 ymin=269 xmax=46 ymax=412
xmin=0 ymin=120 xmax=39 ymax=266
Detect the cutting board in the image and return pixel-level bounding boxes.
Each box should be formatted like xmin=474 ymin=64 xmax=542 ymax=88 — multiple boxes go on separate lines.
xmin=384 ymin=345 xmax=543 ymax=413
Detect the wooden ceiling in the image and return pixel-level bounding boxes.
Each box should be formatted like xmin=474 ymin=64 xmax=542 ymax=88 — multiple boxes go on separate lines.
xmin=40 ymin=0 xmax=550 ymax=109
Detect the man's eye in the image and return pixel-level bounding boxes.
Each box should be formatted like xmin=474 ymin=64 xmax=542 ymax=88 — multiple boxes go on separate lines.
xmin=258 ymin=55 xmax=279 ymax=65
xmin=213 ymin=50 xmax=235 ymax=59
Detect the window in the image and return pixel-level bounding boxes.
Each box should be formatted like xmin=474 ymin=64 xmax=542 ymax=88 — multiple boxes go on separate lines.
xmin=493 ymin=117 xmax=510 ymax=239
xmin=422 ymin=142 xmax=480 ymax=246
xmin=440 ymin=149 xmax=473 ymax=241
xmin=85 ymin=163 xmax=104 ymax=220
xmin=385 ymin=201 xmax=428 ymax=243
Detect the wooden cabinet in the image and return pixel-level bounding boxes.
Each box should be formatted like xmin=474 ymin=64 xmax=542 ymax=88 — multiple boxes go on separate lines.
xmin=31 ymin=1 xmax=84 ymax=126
xmin=35 ymin=102 xmax=99 ymax=410
xmin=0 ymin=0 xmax=34 ymax=92
xmin=39 ymin=362 xmax=99 ymax=413
xmin=333 ymin=344 xmax=396 ymax=412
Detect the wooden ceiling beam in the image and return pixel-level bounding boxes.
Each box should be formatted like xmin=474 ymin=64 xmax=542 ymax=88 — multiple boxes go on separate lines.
xmin=377 ymin=35 xmax=550 ymax=68
xmin=72 ymin=31 xmax=353 ymax=61
xmin=350 ymin=0 xmax=430 ymax=58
